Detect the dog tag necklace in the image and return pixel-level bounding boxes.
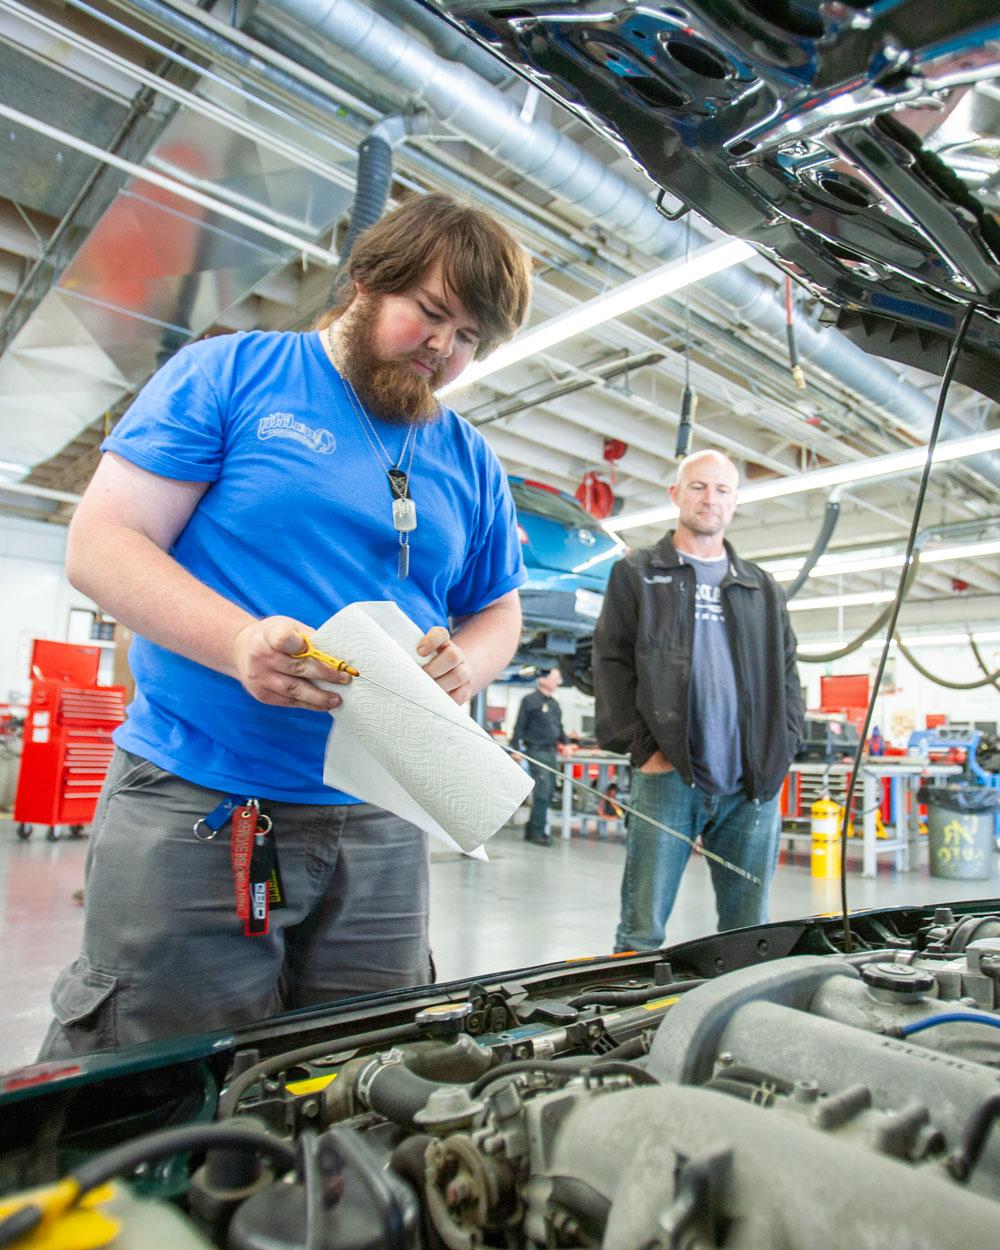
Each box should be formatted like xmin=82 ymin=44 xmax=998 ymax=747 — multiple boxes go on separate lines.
xmin=327 ymin=327 xmax=418 ymax=578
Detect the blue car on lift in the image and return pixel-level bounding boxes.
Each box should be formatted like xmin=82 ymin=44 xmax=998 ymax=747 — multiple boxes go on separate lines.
xmin=507 ymin=476 xmax=625 ymax=692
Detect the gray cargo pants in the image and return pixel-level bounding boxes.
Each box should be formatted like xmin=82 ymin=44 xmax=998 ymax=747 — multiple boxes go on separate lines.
xmin=39 ymin=749 xmax=430 ymax=1058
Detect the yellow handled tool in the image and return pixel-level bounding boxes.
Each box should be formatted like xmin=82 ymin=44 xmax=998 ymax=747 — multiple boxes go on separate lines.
xmin=291 ymin=637 xmax=360 ymax=677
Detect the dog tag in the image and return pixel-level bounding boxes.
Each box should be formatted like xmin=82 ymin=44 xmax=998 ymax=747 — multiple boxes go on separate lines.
xmin=392 ymin=496 xmax=417 ymax=533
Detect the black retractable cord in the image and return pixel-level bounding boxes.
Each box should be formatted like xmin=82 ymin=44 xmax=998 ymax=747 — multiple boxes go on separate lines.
xmin=675 ymin=216 xmax=697 ymax=460
xmin=838 ymin=301 xmax=979 ymax=953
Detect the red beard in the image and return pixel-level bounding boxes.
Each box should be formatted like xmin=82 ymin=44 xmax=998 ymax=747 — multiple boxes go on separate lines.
xmin=335 ymin=296 xmax=446 ymax=426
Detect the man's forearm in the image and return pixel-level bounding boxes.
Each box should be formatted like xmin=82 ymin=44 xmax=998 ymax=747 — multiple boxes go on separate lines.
xmin=68 ymin=524 xmax=255 ymax=678
xmin=453 ymin=596 xmax=522 ymax=695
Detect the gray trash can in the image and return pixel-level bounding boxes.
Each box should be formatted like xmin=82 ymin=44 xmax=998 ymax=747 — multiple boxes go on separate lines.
xmin=919 ymin=786 xmax=1000 ymax=881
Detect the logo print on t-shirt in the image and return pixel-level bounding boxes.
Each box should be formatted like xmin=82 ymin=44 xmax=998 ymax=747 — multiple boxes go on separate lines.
xmin=694 ymin=580 xmax=724 ymax=624
xmin=258 ymin=412 xmax=336 ymax=454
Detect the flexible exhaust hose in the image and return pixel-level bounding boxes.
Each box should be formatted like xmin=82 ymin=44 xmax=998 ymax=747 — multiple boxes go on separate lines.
xmin=785 ymin=497 xmax=842 ymax=600
xmin=796 ymin=555 xmax=921 ymax=663
xmin=970 ymin=634 xmax=1000 ymax=693
xmin=794 ymin=515 xmax=996 ymax=664
xmin=894 ymin=633 xmax=1000 ymax=690
xmin=329 ymin=131 xmax=393 ymax=304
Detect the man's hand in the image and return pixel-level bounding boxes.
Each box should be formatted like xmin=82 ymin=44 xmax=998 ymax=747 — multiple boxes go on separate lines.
xmin=233 ymin=617 xmax=352 ymax=711
xmin=417 ymin=625 xmax=472 ymax=704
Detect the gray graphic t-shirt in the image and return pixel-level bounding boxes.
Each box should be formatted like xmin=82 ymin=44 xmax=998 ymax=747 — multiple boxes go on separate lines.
xmin=682 ymin=553 xmax=742 ymax=795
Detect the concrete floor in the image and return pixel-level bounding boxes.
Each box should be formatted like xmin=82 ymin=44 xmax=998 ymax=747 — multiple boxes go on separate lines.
xmin=3 ymin=816 xmax=999 ymax=1072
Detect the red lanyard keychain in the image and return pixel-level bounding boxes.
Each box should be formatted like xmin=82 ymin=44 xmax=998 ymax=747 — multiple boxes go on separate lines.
xmin=231 ymin=800 xmax=282 ymax=936
xmin=193 ymin=796 xmax=282 ymax=937
xmin=230 ymin=801 xmax=260 ymax=923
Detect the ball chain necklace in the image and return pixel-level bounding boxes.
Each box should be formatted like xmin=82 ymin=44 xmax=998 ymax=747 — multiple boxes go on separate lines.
xmin=326 ymin=324 xmax=418 ymax=579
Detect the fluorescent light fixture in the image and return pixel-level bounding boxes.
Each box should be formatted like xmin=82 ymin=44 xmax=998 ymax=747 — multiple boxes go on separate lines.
xmin=925 ymin=539 xmax=1000 ymax=566
xmin=765 ymin=538 xmax=1000 ymax=583
xmin=0 ymin=459 xmax=29 ymax=474
xmin=440 ymin=238 xmax=755 ymax=397
xmin=769 ymin=552 xmax=902 ymax=580
xmin=867 ymin=630 xmax=1000 ymax=649
xmin=787 ymin=590 xmax=895 ymax=613
xmin=605 ymin=426 xmax=1000 ymax=533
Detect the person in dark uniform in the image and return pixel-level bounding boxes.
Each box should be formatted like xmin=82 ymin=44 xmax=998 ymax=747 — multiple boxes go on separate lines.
xmin=510 ymin=669 xmax=572 ymax=845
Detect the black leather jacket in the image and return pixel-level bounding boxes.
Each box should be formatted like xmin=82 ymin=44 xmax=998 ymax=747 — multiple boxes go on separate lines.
xmin=593 ymin=532 xmax=804 ymax=801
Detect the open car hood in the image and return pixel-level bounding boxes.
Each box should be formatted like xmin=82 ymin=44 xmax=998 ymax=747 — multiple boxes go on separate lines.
xmin=425 ymin=2 xmax=1000 ymax=398
xmin=3 ymin=900 xmax=1000 ymax=1248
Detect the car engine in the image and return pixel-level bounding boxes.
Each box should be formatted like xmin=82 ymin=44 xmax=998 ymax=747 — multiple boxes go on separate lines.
xmin=3 ymin=903 xmax=1000 ymax=1248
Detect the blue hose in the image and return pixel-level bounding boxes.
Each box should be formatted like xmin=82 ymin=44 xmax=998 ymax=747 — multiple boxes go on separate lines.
xmin=896 ymin=1012 xmax=1000 ymax=1038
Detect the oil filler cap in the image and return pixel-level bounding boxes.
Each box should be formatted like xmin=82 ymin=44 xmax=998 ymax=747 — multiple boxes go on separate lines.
xmin=861 ymin=961 xmax=935 ymax=1002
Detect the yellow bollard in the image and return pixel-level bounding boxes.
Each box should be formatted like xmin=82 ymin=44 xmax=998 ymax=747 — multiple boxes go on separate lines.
xmin=811 ymin=797 xmax=843 ymax=880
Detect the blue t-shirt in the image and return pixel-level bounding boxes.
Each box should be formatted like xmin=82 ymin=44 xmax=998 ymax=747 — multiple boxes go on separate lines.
xmin=681 ymin=553 xmax=742 ymax=796
xmin=102 ymin=330 xmax=526 ymax=802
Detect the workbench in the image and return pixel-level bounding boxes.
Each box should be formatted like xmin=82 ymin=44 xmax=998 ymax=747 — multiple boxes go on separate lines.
xmin=788 ymin=760 xmax=961 ymax=877
xmin=558 ymin=750 xmax=630 ymax=840
xmin=556 ymin=754 xmax=961 ymax=875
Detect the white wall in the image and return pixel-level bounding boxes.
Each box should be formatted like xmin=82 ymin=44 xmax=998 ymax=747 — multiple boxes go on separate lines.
xmin=0 ymin=516 xmax=100 ymax=706
xmin=800 ymin=641 xmax=1000 ymax=746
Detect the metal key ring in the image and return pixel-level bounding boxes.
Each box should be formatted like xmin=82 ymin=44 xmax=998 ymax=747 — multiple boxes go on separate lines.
xmin=192 ymin=817 xmax=219 ymax=842
xmin=256 ymin=814 xmax=273 ymax=835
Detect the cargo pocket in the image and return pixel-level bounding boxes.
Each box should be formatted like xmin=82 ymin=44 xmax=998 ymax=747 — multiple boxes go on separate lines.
xmin=49 ymin=957 xmax=119 ymax=1053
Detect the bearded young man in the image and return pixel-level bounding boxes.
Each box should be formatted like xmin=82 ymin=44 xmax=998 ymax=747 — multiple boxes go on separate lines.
xmin=40 ymin=194 xmax=533 ymax=1057
xmin=593 ymin=450 xmax=804 ymax=952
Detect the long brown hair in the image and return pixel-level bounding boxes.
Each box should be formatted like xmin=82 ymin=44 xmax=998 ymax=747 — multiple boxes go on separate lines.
xmin=316 ymin=193 xmax=532 ymax=357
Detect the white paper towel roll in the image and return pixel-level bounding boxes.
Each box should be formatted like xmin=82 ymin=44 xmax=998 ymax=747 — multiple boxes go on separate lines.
xmin=313 ymin=602 xmax=533 ymax=856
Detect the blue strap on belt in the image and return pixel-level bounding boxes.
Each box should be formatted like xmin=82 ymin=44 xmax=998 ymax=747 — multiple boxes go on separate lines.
xmin=193 ymin=795 xmax=246 ymax=842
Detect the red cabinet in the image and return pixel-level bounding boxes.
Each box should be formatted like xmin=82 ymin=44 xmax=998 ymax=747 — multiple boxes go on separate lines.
xmin=13 ymin=641 xmax=126 ymax=834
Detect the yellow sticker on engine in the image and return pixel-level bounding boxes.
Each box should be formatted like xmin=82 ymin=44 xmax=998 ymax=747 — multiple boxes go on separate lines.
xmin=286 ymin=1073 xmax=338 ymax=1096
xmin=641 ymin=995 xmax=679 ymax=1012
xmin=0 ymin=1182 xmax=119 ymax=1250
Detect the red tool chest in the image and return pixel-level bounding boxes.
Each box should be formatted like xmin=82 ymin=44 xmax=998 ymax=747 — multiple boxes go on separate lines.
xmin=13 ymin=640 xmax=126 ymax=838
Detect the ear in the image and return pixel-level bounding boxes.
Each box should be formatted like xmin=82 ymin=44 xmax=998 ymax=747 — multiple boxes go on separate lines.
xmin=354 ymin=279 xmax=370 ymax=296
xmin=668 ymin=482 xmax=679 ymax=505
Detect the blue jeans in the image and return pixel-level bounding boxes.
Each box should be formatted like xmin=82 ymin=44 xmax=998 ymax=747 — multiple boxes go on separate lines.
xmin=615 ymin=769 xmax=781 ymax=951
